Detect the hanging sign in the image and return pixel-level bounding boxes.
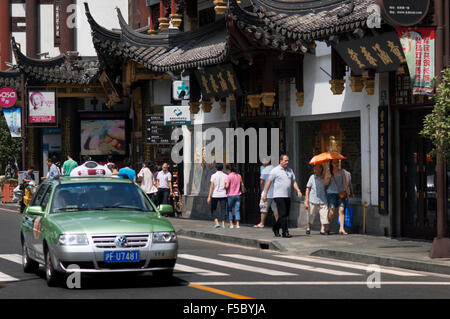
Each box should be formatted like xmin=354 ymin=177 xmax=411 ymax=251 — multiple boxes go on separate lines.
xmin=164 ymin=105 xmax=191 ymax=125
xmin=194 ymin=64 xmax=242 ymax=100
xmin=333 ymin=31 xmax=406 ymax=75
xmin=377 ymin=0 xmax=431 ymax=27
xmin=3 ymin=107 xmax=21 ymax=137
xmin=396 ymin=27 xmax=435 ymax=95
xmin=172 ymin=80 xmax=190 ymax=100
xmin=378 ymin=105 xmax=388 ymax=215
xmin=0 ymin=87 xmax=18 ymax=108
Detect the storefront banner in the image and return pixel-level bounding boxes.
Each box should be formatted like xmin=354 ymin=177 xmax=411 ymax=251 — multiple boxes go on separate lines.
xmin=28 ymin=91 xmax=56 ymax=123
xmin=2 ymin=107 xmax=21 ymax=137
xmin=396 ymin=27 xmax=435 ymax=95
xmin=0 ymin=87 xmax=18 ymax=108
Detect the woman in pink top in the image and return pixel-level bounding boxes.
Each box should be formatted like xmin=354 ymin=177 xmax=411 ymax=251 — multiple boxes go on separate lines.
xmin=225 ymin=165 xmax=245 ymax=229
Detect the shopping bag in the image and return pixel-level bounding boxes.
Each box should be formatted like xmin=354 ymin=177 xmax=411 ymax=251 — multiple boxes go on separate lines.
xmin=337 ymin=206 xmax=353 ymax=228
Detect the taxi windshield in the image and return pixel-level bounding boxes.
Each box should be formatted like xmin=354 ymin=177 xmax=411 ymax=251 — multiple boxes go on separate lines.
xmin=50 ymin=182 xmax=155 ymax=214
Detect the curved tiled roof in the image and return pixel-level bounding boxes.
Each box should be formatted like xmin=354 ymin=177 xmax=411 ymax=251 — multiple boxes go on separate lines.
xmin=229 ymin=0 xmax=377 ymax=51
xmin=85 ymin=3 xmax=229 ymax=73
xmin=11 ymin=38 xmax=100 ymax=85
xmin=0 ymin=69 xmax=21 ymax=90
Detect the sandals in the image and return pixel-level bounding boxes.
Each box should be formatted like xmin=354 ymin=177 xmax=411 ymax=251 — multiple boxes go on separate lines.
xmin=339 ymin=230 xmax=349 ymax=235
xmin=253 ymin=224 xmax=264 ymax=228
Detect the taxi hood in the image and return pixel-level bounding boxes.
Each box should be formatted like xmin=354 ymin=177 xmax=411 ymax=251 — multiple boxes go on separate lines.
xmin=48 ymin=210 xmax=174 ymax=234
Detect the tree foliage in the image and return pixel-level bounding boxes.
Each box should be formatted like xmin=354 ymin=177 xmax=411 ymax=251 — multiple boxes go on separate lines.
xmin=0 ymin=111 xmax=22 ymax=173
xmin=421 ymin=68 xmax=450 ymax=161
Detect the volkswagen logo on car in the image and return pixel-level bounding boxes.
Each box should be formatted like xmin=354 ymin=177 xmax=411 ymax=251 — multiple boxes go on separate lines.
xmin=114 ymin=235 xmax=128 ymax=248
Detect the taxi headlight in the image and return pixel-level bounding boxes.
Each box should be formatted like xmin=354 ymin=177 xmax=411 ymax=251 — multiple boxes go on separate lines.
xmin=152 ymin=232 xmax=177 ymax=243
xmin=59 ymin=234 xmax=89 ymax=246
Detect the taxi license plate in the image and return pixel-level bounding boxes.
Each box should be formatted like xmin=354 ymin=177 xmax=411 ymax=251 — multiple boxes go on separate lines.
xmin=104 ymin=251 xmax=140 ymax=263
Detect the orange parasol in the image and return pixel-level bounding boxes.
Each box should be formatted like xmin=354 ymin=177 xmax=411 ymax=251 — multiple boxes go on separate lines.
xmin=309 ymin=152 xmax=347 ymax=165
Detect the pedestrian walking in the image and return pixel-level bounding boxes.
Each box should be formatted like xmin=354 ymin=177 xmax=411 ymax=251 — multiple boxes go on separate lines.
xmin=225 ymin=165 xmax=244 ymax=229
xmin=138 ymin=162 xmax=158 ymax=203
xmin=118 ymin=159 xmax=137 ymax=182
xmin=324 ymin=159 xmax=350 ymax=235
xmin=207 ymin=163 xmax=228 ymax=229
xmin=304 ymin=164 xmax=329 ymax=235
xmin=262 ymin=155 xmax=302 ymax=238
xmin=62 ymin=154 xmax=78 ymax=176
xmin=156 ymin=163 xmax=173 ymax=205
xmin=255 ymin=161 xmax=279 ymax=228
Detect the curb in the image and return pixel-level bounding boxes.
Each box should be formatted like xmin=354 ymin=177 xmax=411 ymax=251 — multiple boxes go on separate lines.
xmin=311 ymin=249 xmax=450 ymax=276
xmin=175 ymin=228 xmax=282 ymax=251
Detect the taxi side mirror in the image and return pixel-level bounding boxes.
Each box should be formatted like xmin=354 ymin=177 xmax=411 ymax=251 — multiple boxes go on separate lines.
xmin=157 ymin=204 xmax=173 ymax=215
xmin=27 ymin=206 xmax=44 ymax=216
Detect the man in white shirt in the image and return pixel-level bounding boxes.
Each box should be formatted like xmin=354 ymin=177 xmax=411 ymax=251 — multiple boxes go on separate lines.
xmin=255 ymin=161 xmax=279 ymax=228
xmin=156 ymin=163 xmax=173 ymax=205
xmin=262 ymin=154 xmax=302 ymax=238
xmin=207 ymin=163 xmax=228 ymax=229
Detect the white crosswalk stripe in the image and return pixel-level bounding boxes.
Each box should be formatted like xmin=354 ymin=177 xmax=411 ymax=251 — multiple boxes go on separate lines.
xmin=220 ymin=254 xmax=361 ymax=276
xmin=275 ymin=255 xmax=426 ymax=277
xmin=177 ymin=254 xmax=297 ymax=276
xmin=0 ymin=272 xmax=19 ymax=283
xmin=175 ymin=263 xmax=229 ymax=276
xmin=0 ymin=254 xmax=22 ymax=265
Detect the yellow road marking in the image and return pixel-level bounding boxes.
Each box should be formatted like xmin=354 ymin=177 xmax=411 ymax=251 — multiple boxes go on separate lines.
xmin=188 ymin=284 xmax=254 ymax=299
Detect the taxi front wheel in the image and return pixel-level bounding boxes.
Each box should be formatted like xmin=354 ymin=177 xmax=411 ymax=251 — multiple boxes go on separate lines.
xmin=45 ymin=249 xmax=64 ymax=287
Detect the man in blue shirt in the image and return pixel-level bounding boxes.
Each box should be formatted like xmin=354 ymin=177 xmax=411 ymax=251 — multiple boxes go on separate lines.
xmin=118 ymin=159 xmax=136 ymax=182
xmin=41 ymin=158 xmax=61 ymax=181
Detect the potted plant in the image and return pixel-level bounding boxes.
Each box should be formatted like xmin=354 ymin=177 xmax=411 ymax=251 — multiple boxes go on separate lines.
xmin=1 ymin=176 xmax=18 ymax=203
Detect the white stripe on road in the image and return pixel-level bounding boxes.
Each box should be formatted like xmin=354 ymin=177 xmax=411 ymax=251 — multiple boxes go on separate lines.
xmin=189 ymin=281 xmax=450 ymax=286
xmin=221 ymin=254 xmax=361 ymax=276
xmin=0 ymin=207 xmax=19 ymax=213
xmin=177 ymin=254 xmax=296 ymax=276
xmin=275 ymin=255 xmax=425 ymax=277
xmin=0 ymin=254 xmax=22 ymax=265
xmin=175 ymin=263 xmax=229 ymax=276
xmin=0 ymin=272 xmax=19 ymax=283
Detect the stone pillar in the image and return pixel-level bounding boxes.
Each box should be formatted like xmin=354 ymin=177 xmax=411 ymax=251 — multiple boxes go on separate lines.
xmin=0 ymin=0 xmax=11 ymax=70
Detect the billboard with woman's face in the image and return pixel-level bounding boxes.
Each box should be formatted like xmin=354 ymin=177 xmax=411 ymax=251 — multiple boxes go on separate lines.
xmin=28 ymin=91 xmax=56 ymax=124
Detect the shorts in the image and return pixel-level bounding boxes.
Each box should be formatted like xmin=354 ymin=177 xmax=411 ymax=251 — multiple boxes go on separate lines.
xmin=259 ymin=197 xmax=278 ymax=213
xmin=308 ymin=203 xmax=329 ymax=225
xmin=327 ymin=193 xmax=346 ymax=209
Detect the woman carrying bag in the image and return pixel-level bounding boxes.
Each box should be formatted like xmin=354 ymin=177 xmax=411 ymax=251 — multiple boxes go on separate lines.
xmin=324 ymin=159 xmax=350 ymax=235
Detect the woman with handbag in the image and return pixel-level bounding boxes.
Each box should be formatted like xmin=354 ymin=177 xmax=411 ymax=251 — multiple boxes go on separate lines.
xmin=324 ymin=159 xmax=350 ymax=235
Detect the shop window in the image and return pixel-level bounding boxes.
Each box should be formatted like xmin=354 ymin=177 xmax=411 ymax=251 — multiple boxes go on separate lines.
xmin=298 ymin=118 xmax=361 ymax=198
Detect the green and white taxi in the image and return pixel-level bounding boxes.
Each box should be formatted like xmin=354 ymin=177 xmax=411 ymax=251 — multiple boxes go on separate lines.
xmin=20 ymin=172 xmax=178 ymax=287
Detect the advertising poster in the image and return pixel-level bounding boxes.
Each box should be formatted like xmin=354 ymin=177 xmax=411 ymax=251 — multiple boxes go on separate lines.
xmin=396 ymin=27 xmax=435 ymax=95
xmin=3 ymin=107 xmax=21 ymax=137
xmin=28 ymin=91 xmax=56 ymax=123
xmin=81 ymin=119 xmax=126 ymax=155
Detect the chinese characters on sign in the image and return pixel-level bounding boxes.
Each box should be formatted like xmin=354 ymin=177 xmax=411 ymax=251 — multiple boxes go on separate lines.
xmin=146 ymin=114 xmax=173 ymax=144
xmin=334 ymin=31 xmax=407 ymax=75
xmin=396 ymin=27 xmax=435 ymax=95
xmin=378 ymin=105 xmax=388 ymax=215
xmin=194 ymin=64 xmax=242 ymax=100
xmin=2 ymin=107 xmax=21 ymax=137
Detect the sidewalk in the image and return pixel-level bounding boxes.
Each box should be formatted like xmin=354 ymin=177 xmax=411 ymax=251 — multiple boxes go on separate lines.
xmin=168 ymin=217 xmax=450 ymax=275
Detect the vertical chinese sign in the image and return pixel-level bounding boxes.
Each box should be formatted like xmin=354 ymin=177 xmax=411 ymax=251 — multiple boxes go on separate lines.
xmin=396 ymin=27 xmax=435 ymax=95
xmin=378 ymin=105 xmax=388 ymax=214
xmin=0 ymin=87 xmax=21 ymax=137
